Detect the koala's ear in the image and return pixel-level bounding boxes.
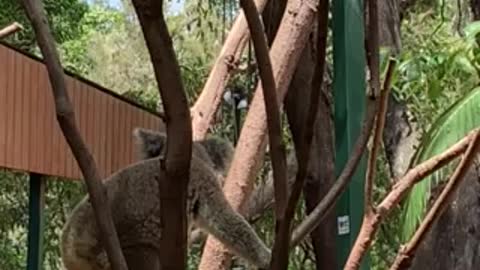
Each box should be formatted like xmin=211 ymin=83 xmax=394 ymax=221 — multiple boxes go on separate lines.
xmin=133 ymin=128 xmax=167 ymax=159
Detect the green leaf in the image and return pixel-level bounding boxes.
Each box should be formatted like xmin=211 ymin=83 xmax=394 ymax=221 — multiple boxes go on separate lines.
xmin=400 ymin=87 xmax=480 ymax=241
xmin=464 ymin=21 xmax=480 ymax=42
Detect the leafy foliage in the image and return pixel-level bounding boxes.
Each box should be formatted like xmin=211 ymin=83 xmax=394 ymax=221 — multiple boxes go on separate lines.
xmin=401 ymin=87 xmax=480 ymax=241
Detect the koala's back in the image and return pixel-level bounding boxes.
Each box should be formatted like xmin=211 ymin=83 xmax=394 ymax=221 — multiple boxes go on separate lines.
xmin=61 ymin=155 xmax=219 ymax=269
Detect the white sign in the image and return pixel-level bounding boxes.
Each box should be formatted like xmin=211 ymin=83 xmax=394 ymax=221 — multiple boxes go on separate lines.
xmin=337 ymin=215 xmax=350 ymax=235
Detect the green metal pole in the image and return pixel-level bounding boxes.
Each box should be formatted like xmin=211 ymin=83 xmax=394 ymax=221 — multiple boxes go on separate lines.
xmin=26 ymin=173 xmax=45 ymax=270
xmin=332 ymin=0 xmax=369 ymax=269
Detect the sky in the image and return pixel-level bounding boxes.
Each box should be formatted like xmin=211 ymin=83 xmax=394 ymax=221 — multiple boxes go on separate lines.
xmin=104 ymin=0 xmax=184 ymax=14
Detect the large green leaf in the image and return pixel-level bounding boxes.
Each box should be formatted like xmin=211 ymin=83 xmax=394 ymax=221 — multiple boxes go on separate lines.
xmin=400 ymin=87 xmax=480 ymax=241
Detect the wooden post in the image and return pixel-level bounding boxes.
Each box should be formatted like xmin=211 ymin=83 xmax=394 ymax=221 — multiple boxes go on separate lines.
xmin=26 ymin=173 xmax=45 ymax=270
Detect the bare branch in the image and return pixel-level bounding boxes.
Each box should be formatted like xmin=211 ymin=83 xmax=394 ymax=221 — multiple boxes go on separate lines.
xmin=291 ymin=97 xmax=378 ymax=247
xmin=364 ymin=0 xmax=381 ymax=210
xmin=239 ymin=0 xmax=288 ymax=220
xmin=0 ymin=22 xmax=23 ymax=39
xmin=365 ymin=59 xmax=396 ymax=210
xmin=191 ymin=0 xmax=270 ymax=140
xmin=131 ymin=0 xmax=193 ymax=268
xmin=389 ymin=130 xmax=480 ymax=270
xmin=343 ymin=130 xmax=477 ymax=269
xmin=20 ymin=1 xmax=127 ymax=269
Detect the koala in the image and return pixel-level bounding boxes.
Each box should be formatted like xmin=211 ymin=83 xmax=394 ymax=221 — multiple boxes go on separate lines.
xmin=60 ymin=128 xmax=271 ymax=270
xmin=133 ymin=128 xmax=234 ymax=185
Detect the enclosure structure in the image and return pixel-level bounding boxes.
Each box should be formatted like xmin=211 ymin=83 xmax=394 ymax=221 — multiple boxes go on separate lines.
xmin=333 ymin=0 xmax=369 ymax=268
xmin=0 ymin=42 xmax=163 ymax=269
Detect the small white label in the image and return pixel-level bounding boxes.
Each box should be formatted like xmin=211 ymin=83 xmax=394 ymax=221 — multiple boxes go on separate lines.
xmin=337 ymin=215 xmax=350 ymax=235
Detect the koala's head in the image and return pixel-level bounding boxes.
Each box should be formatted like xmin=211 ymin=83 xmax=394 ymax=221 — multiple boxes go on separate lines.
xmin=197 ymin=136 xmax=234 ymax=175
xmin=132 ymin=128 xmax=234 ymax=175
xmin=133 ymin=128 xmax=167 ymax=160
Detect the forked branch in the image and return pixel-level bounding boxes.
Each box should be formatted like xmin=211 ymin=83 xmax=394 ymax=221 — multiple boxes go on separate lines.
xmin=291 ymin=96 xmax=378 ymax=247
xmin=343 ymin=129 xmax=478 ymax=269
xmin=191 ymin=0 xmax=271 ymax=140
xmin=20 ymin=1 xmax=127 ymax=269
xmin=389 ymin=130 xmax=480 ymax=270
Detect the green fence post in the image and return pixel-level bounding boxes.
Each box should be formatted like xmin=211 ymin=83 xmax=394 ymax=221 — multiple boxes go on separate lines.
xmin=332 ymin=0 xmax=369 ymax=269
xmin=26 ymin=173 xmax=45 ymax=270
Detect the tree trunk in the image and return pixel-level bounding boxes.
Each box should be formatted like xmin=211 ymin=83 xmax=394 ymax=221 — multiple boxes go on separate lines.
xmin=471 ymin=0 xmax=480 ymax=20
xmin=284 ymin=25 xmax=337 ymax=270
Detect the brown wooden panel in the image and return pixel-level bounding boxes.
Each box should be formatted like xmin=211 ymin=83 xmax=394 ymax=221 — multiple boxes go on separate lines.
xmin=97 ymin=87 xmax=107 ymax=178
xmin=105 ymin=94 xmax=114 ymax=176
xmin=4 ymin=48 xmax=14 ymax=168
xmin=0 ymin=44 xmax=165 ymax=180
xmin=20 ymin=57 xmax=30 ymax=170
xmin=28 ymin=59 xmax=39 ymax=172
xmin=116 ymin=99 xmax=125 ymax=169
xmin=0 ymin=45 xmax=7 ymax=165
xmin=12 ymin=50 xmax=23 ymax=169
xmin=112 ymin=98 xmax=121 ymax=174
xmin=36 ymin=59 xmax=49 ymax=174
xmin=124 ymin=102 xmax=134 ymax=165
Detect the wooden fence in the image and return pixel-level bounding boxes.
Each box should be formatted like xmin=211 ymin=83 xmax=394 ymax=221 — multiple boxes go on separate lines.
xmin=0 ymin=43 xmax=163 ymax=180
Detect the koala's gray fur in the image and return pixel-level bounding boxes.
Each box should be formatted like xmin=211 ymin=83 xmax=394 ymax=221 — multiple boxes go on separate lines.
xmin=60 ymin=128 xmax=270 ymax=270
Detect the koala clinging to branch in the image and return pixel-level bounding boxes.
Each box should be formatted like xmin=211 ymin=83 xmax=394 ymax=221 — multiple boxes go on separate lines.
xmin=61 ymin=128 xmax=270 ymax=270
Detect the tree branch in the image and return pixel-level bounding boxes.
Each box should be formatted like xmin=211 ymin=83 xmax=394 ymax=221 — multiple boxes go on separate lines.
xmin=239 ymin=0 xmax=288 ymax=231
xmin=191 ymin=0 xmax=270 ymax=140
xmin=20 ymin=1 xmax=128 ymax=269
xmin=291 ymin=96 xmax=378 ymax=247
xmin=364 ymin=0 xmax=381 ymax=210
xmin=131 ymin=0 xmax=193 ymax=268
xmin=389 ymin=130 xmax=480 ymax=270
xmin=343 ymin=129 xmax=477 ymax=269
xmin=0 ymin=22 xmax=23 ymax=39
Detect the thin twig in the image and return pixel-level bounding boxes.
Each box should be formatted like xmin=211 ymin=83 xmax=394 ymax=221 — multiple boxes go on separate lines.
xmin=291 ymin=96 xmax=378 ymax=247
xmin=0 ymin=22 xmax=23 ymax=39
xmin=20 ymin=1 xmax=128 ymax=269
xmin=343 ymin=130 xmax=477 ymax=269
xmin=389 ymin=130 xmax=480 ymax=270
xmin=365 ymin=59 xmax=396 ymax=211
